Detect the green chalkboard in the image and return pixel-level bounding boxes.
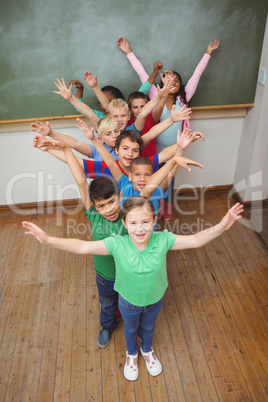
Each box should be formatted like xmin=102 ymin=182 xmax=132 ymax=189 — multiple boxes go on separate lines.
xmin=0 ymin=0 xmax=267 ymax=120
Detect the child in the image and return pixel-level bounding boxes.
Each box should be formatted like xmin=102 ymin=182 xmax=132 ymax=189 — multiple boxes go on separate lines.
xmin=22 ymin=197 xmax=244 ymax=381
xmin=33 ymin=105 xmax=194 ymax=178
xmin=53 ymin=76 xmax=176 ymax=134
xmin=45 ymin=139 xmax=128 ymax=348
xmin=31 ymin=116 xmax=120 ymax=161
xmin=75 ymin=120 xmax=204 ymax=227
xmin=117 ymin=37 xmax=219 ymax=219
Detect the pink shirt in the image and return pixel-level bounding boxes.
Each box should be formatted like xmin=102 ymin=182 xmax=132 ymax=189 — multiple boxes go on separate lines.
xmin=127 ymin=51 xmax=211 ymax=130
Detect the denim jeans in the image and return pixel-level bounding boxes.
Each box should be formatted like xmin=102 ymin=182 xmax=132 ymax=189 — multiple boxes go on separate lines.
xmin=118 ymin=295 xmax=163 ymax=355
xmin=96 ymin=274 xmax=118 ymax=331
xmin=159 ymin=163 xmax=175 ymax=203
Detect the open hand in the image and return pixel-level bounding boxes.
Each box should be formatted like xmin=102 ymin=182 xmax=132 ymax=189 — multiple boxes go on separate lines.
xmin=22 ymin=221 xmax=48 ymax=244
xmin=206 ymin=39 xmax=220 ymax=55
xmin=174 ymin=155 xmax=204 ymax=172
xmin=83 ymin=71 xmax=98 ymax=88
xmin=53 ymin=78 xmax=72 ymax=100
xmin=220 ymin=203 xmax=244 ymax=230
xmin=171 ymin=104 xmax=192 ymax=123
xmin=76 ymin=118 xmax=95 ymax=140
xmin=31 ymin=121 xmax=51 ymax=136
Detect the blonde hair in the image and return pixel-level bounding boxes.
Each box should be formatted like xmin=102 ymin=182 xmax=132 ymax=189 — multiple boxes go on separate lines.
xmin=96 ymin=116 xmax=118 ymax=137
xmin=107 ymin=98 xmax=129 ymax=114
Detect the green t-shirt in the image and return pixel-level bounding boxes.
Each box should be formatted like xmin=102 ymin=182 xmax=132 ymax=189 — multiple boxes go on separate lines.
xmin=104 ymin=230 xmax=177 ymax=306
xmin=84 ymin=206 xmax=128 ymax=280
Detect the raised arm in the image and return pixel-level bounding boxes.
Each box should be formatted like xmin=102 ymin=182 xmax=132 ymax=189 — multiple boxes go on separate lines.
xmin=172 ymin=203 xmax=243 ymax=250
xmin=83 ymin=71 xmax=110 ymax=113
xmin=117 ymin=37 xmax=158 ymax=100
xmin=22 ymin=221 xmax=108 ymax=255
xmin=76 ymin=118 xmax=123 ymax=182
xmin=69 ymin=80 xmax=84 ymax=99
xmin=142 ymin=105 xmax=191 ymax=147
xmin=31 ymin=120 xmax=92 ymax=157
xmin=141 ymin=154 xmax=204 ymax=199
xmin=53 ymin=78 xmax=100 ymax=129
xmin=134 ymin=76 xmax=175 ymax=132
xmin=185 ymin=39 xmax=219 ymax=103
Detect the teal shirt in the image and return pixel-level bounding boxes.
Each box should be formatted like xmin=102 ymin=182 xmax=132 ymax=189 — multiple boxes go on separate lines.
xmin=104 ymin=230 xmax=177 ymax=306
xmin=84 ymin=206 xmax=127 ymax=280
xmin=157 ymin=102 xmax=182 ymax=153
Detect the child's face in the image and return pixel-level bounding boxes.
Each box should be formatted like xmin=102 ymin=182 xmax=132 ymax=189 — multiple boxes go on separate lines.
xmin=93 ymin=194 xmax=121 ymax=221
xmin=128 ymin=164 xmax=153 ymax=192
xmin=169 ymin=74 xmax=181 ymax=94
xmin=108 ymin=107 xmax=130 ymax=131
xmin=116 ymin=138 xmax=140 ymax=169
xmin=130 ymin=99 xmax=147 ymax=120
xmin=123 ymin=206 xmax=156 ymax=248
xmin=99 ymin=126 xmax=121 ymax=148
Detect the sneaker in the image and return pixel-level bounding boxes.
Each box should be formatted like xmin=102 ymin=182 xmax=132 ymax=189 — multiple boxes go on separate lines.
xmin=163 ymin=202 xmax=172 ymax=221
xmin=115 ymin=308 xmax=122 ymax=321
xmin=124 ymin=351 xmax=139 ymax=381
xmin=98 ymin=328 xmax=111 ymax=348
xmin=140 ymin=347 xmax=162 ymax=376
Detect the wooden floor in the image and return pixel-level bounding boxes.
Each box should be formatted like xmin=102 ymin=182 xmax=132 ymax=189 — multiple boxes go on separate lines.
xmin=0 ymin=193 xmax=267 ymax=401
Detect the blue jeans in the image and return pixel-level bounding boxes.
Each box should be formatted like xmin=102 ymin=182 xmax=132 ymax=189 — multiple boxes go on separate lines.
xmin=118 ymin=295 xmax=163 ymax=355
xmin=159 ymin=163 xmax=175 ymax=203
xmin=96 ymin=274 xmax=118 ymax=331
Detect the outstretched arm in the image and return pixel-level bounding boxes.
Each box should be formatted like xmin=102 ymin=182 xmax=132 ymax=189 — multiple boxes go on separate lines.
xmin=53 ymin=78 xmax=100 ymax=129
xmin=31 ymin=120 xmax=92 ymax=157
xmin=76 ymin=118 xmax=123 ymax=182
xmin=142 ymin=105 xmax=191 ymax=147
xmin=33 ymin=135 xmax=84 ymax=167
xmin=83 ymin=71 xmax=110 ymax=113
xmin=185 ymin=39 xmax=220 ymax=103
xmin=69 ymin=80 xmax=84 ymax=99
xmin=22 ymin=221 xmax=108 ymax=255
xmin=141 ymin=154 xmax=204 ymax=199
xmin=172 ymin=203 xmax=244 ymax=250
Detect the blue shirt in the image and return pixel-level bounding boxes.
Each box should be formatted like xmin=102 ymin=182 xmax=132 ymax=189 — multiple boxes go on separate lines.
xmin=117 ymin=174 xmax=166 ymax=230
xmin=90 ymin=143 xmax=118 ymax=161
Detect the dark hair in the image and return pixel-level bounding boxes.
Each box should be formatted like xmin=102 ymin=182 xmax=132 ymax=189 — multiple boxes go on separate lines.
xmin=130 ymin=156 xmax=153 ymax=172
xmin=121 ymin=196 xmax=155 ymax=221
xmin=128 ymin=91 xmax=149 ymax=108
xmin=89 ymin=176 xmax=120 ymax=204
xmin=115 ymin=130 xmax=144 ymax=153
xmin=101 ymin=85 xmax=125 ymax=101
xmin=160 ymin=71 xmax=188 ymax=106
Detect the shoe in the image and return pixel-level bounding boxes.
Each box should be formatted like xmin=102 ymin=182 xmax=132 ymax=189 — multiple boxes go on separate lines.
xmin=163 ymin=202 xmax=172 ymax=221
xmin=124 ymin=351 xmax=139 ymax=381
xmin=158 ymin=199 xmax=163 ymax=219
xmin=140 ymin=347 xmax=162 ymax=376
xmin=115 ymin=308 xmax=122 ymax=321
xmin=98 ymin=328 xmax=111 ymax=348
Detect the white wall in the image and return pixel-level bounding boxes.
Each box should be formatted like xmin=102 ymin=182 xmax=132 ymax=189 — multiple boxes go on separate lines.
xmin=0 ymin=117 xmax=243 ymax=206
xmin=234 ymin=14 xmax=268 ymax=202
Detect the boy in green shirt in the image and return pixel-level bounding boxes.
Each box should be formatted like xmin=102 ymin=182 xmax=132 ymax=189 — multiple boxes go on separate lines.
xmin=50 ymin=140 xmax=128 ymax=348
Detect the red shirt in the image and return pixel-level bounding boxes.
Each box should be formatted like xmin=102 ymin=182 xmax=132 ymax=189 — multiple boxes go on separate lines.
xmin=128 ymin=112 xmax=157 ymax=157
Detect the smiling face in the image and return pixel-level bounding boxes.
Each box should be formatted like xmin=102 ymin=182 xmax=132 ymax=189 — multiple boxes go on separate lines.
xmin=167 ymin=73 xmax=181 ymax=94
xmin=93 ymin=194 xmax=122 ymax=221
xmin=108 ymin=107 xmax=130 ymax=132
xmin=123 ymin=205 xmax=156 ymax=250
xmin=130 ymin=98 xmax=147 ymax=120
xmin=100 ymin=126 xmax=121 ymax=148
xmin=116 ymin=138 xmax=140 ymax=170
xmin=128 ymin=164 xmax=153 ymax=192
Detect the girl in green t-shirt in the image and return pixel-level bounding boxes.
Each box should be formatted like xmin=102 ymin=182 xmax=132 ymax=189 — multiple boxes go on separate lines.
xmin=22 ymin=196 xmax=243 ymax=382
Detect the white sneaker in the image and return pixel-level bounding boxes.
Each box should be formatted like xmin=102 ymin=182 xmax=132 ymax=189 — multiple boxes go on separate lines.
xmin=124 ymin=351 xmax=139 ymax=381
xmin=140 ymin=347 xmax=162 ymax=376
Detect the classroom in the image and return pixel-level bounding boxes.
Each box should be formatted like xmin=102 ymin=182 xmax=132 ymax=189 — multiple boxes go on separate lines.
xmin=0 ymin=0 xmax=268 ymax=400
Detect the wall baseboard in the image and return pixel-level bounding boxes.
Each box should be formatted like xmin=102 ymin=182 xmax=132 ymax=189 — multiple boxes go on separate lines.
xmin=230 ymin=185 xmax=268 ymax=210
xmin=1 ymin=184 xmax=266 ymax=215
